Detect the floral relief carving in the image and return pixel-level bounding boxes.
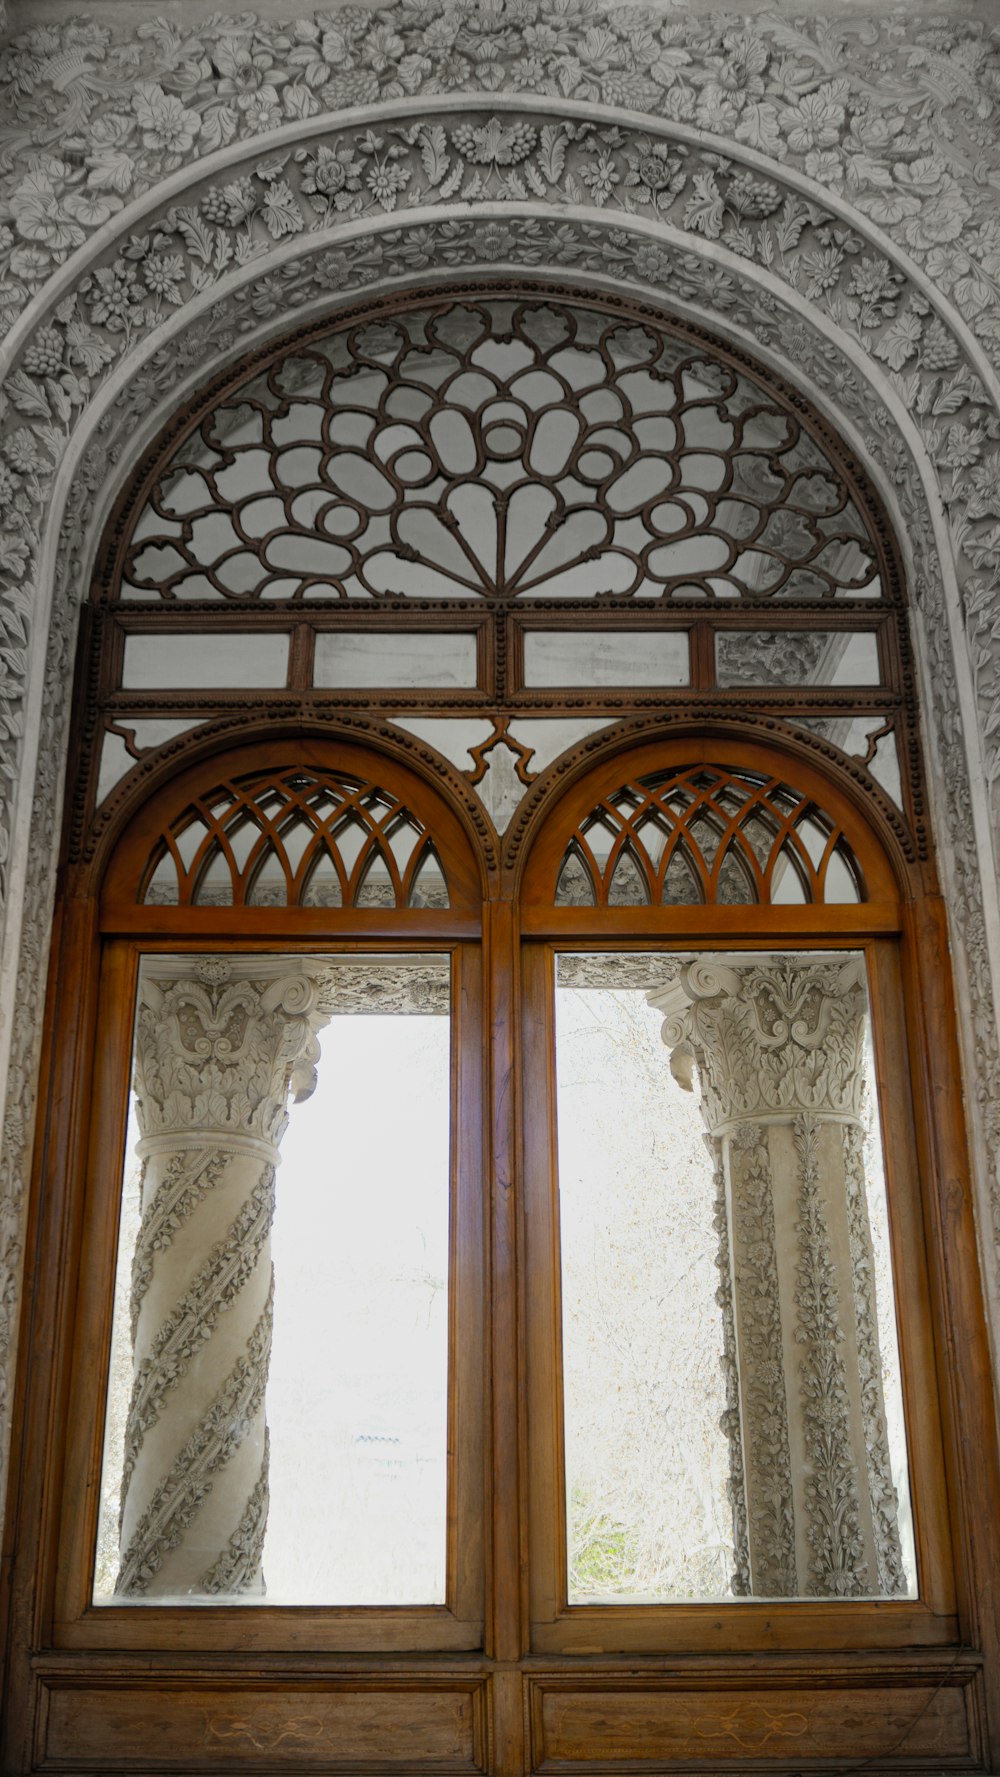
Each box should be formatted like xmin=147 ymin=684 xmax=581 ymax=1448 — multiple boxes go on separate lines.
xmin=135 ymin=963 xmax=334 ymax=1147
xmin=130 ymin=1151 xmax=226 ymax=1341
xmin=727 ymin=1121 xmax=797 ymax=1599
xmin=659 ymin=956 xmax=868 ymax=1131
xmin=708 ymin=1132 xmax=750 ymax=1598
xmin=792 ymin=1112 xmax=868 ymax=1598
xmin=201 ymin=1426 xmax=271 ymax=1596
xmin=115 ymin=1285 xmax=273 ymax=1597
xmin=120 ymin=1162 xmax=276 ymax=1515
xmin=843 ymin=1119 xmax=906 ymax=1595
xmin=0 ymin=3 xmax=998 ymax=1530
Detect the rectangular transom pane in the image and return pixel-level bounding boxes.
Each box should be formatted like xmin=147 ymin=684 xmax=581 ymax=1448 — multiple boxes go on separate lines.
xmin=313 ymin=631 xmax=478 ymax=689
xmin=716 ymin=630 xmax=881 ymax=687
xmin=523 ymin=630 xmax=689 ymax=688
xmin=555 ymin=950 xmax=915 ymax=1605
xmin=95 ymin=952 xmax=451 ymax=1607
xmin=121 ymin=632 xmax=290 ymax=690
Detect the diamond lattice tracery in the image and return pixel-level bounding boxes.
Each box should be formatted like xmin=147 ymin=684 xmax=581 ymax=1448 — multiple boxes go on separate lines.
xmin=123 ymin=301 xmax=881 ymax=604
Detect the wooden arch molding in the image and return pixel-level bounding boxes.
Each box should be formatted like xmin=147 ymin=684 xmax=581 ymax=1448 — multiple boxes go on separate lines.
xmin=512 ymin=722 xmax=919 ymax=922
xmin=98 ymin=734 xmax=484 ymax=933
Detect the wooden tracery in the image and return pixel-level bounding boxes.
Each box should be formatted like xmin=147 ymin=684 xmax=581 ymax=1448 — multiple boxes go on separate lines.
xmin=551 ymin=764 xmax=865 ymax=909
xmin=136 ymin=764 xmax=450 ymax=912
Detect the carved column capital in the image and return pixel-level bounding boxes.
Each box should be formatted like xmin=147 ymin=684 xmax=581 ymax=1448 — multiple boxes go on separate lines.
xmin=649 ymin=954 xmax=868 ymax=1134
xmin=133 ymin=957 xmax=336 ymax=1154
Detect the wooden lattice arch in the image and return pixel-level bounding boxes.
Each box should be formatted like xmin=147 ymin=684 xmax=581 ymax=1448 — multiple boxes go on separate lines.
xmin=553 ymin=763 xmax=865 ymax=908
xmin=99 ymin=739 xmax=483 ymax=930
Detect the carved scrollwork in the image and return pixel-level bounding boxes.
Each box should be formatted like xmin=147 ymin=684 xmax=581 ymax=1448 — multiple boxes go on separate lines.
xmin=655 ymin=956 xmax=868 ymax=1133
xmin=134 ymin=961 xmax=336 ymax=1149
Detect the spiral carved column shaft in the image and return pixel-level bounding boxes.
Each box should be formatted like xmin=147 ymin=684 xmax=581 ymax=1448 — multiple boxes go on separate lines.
xmin=115 ymin=958 xmax=332 ymax=1598
xmin=650 ymin=957 xmax=905 ymax=1600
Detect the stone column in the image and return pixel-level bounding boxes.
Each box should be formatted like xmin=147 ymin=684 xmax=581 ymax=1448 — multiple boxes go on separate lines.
xmin=115 ymin=957 xmax=333 ymax=1599
xmin=649 ymin=957 xmax=905 ymax=1600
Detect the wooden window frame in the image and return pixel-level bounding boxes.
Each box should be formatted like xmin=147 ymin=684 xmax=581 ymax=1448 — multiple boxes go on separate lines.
xmin=53 ymin=932 xmax=485 ymax=1656
xmin=4 ymin=726 xmax=999 ymax=1772
xmin=521 ymin=933 xmax=955 ymax=1656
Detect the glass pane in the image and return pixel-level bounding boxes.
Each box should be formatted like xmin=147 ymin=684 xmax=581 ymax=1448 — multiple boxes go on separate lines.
xmin=555 ymin=950 xmax=915 ymax=1605
xmin=522 ymin=630 xmax=689 ymax=688
xmin=121 ymin=632 xmax=289 ymax=690
xmin=313 ymin=631 xmax=478 ymax=689
xmin=716 ymin=630 xmax=880 ymax=687
xmin=95 ymin=952 xmax=451 ymax=1606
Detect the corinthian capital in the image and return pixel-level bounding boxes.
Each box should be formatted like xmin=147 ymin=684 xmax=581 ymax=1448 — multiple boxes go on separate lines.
xmin=649 ymin=954 xmax=868 ymax=1134
xmin=133 ymin=957 xmax=336 ymax=1152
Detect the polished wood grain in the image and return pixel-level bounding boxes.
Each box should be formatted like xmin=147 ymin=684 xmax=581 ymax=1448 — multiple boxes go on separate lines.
xmin=529 ymin=1677 xmax=974 ymax=1767
xmin=41 ymin=1680 xmax=486 ymax=1767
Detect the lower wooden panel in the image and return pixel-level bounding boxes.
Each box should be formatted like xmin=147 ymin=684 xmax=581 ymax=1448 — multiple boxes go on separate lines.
xmin=38 ymin=1681 xmax=484 ymax=1770
xmin=530 ymin=1681 xmax=974 ymax=1768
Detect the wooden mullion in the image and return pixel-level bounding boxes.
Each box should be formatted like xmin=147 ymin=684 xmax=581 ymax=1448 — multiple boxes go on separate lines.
xmin=484 ymin=898 xmax=525 ymax=1666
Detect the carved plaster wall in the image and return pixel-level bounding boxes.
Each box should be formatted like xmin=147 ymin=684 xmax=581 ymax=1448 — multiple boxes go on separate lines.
xmin=1 ymin=6 xmax=1000 ymax=1515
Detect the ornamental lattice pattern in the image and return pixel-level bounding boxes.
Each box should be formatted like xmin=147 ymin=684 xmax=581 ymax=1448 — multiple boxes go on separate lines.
xmin=554 ymin=765 xmax=863 ymax=908
xmin=140 ymin=764 xmax=449 ymax=910
xmin=122 ymin=299 xmax=881 ymax=605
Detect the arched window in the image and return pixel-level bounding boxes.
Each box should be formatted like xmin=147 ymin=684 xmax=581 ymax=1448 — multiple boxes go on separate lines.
xmin=4 ymin=290 xmax=995 ymax=1773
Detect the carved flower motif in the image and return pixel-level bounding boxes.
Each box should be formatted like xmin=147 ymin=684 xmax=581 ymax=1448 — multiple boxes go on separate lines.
xmin=474 ymin=220 xmax=515 ymax=261
xmin=214 ymin=36 xmax=288 ymax=101
xmin=3 ymin=427 xmax=40 ymax=473
xmin=366 ymin=157 xmax=412 ymax=209
xmin=142 ymin=253 xmax=185 ymax=302
xmin=0 ymin=461 xmax=22 ymax=505
xmin=845 ymin=257 xmax=905 ymax=327
xmin=900 ymin=186 xmax=973 ymax=251
xmin=240 ymin=89 xmax=285 ymax=134
xmin=943 ymin=423 xmax=986 ymax=469
xmin=623 ymin=139 xmax=687 ymax=206
xmin=706 ymin=29 xmax=769 ymax=95
xmin=130 ymin=84 xmax=200 ymax=158
xmin=10 ymin=169 xmax=84 ymax=252
xmin=631 ymin=244 xmax=672 ymax=283
xmin=83 ymin=258 xmax=145 ymax=332
xmin=804 ymin=149 xmax=843 ymax=186
xmin=8 ymin=244 xmax=48 ymax=286
xmin=299 ymin=143 xmax=363 ymax=203
xmin=580 ymin=151 xmax=620 ymax=204
xmin=778 ymin=83 xmax=848 ymax=155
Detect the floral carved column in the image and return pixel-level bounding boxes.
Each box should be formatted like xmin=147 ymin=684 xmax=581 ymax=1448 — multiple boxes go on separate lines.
xmin=649 ymin=957 xmax=905 ymax=1600
xmin=115 ymin=957 xmax=333 ymax=1599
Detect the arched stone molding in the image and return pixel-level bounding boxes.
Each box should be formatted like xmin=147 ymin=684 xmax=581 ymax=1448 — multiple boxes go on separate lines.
xmin=1 ymin=20 xmax=999 ymax=1517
